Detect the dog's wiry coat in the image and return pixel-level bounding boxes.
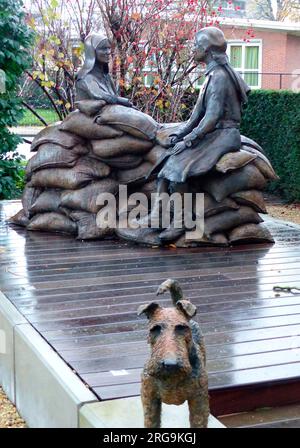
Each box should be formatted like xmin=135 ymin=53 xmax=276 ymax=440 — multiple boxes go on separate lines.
xmin=138 ymin=279 xmax=209 ymax=428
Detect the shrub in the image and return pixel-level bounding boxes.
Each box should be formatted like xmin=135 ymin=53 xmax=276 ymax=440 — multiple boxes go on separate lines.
xmin=0 ymin=0 xmax=33 ymax=199
xmin=240 ymin=90 xmax=300 ymax=201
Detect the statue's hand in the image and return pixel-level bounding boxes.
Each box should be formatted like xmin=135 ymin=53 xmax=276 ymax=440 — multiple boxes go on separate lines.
xmin=169 ymin=134 xmax=181 ymax=145
xmin=169 ymin=141 xmax=186 ymax=155
xmin=183 ymin=131 xmax=198 ymax=148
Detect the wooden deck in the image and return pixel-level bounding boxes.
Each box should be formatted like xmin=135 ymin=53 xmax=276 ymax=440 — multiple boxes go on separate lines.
xmin=1 ymin=200 xmax=300 ymax=416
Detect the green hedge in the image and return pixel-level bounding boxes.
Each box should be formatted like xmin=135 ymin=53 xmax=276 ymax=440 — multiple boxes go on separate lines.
xmin=0 ymin=0 xmax=33 ymax=199
xmin=240 ymin=90 xmax=300 ymax=201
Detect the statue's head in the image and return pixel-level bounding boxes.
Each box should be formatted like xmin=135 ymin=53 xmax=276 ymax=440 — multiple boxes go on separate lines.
xmin=77 ymin=33 xmax=111 ymax=80
xmin=194 ymin=27 xmax=227 ymax=63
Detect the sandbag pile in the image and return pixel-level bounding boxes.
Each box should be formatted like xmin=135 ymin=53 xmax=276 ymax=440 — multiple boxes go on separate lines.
xmin=10 ymin=105 xmax=158 ymax=239
xmin=10 ymin=105 xmax=277 ymax=246
xmin=177 ymin=143 xmax=277 ymax=246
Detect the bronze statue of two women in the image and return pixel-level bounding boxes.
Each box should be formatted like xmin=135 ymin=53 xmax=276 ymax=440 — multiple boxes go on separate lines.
xmin=10 ymin=27 xmax=277 ymax=246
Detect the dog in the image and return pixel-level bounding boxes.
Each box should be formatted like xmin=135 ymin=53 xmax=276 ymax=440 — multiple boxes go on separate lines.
xmin=138 ymin=278 xmax=209 ymax=428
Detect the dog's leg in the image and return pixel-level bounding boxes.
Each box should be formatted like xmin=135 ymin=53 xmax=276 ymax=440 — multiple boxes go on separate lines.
xmin=142 ymin=397 xmax=162 ymax=428
xmin=188 ymin=393 xmax=209 ymax=428
xmin=141 ymin=378 xmax=161 ymax=428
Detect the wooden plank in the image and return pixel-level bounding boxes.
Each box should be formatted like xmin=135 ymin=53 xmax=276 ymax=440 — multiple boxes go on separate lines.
xmin=5 ymin=276 xmax=300 ymax=306
xmin=40 ymin=313 xmax=300 ymax=342
xmin=209 ymin=377 xmax=300 ymax=416
xmin=2 ymin=200 xmax=300 ymax=416
xmin=7 ymin=289 xmax=295 ymax=312
xmin=15 ymin=293 xmax=300 ymax=316
xmin=91 ymin=363 xmax=300 ymax=408
xmin=51 ymin=323 xmax=300 ymax=350
xmin=20 ymin=296 xmax=300 ymax=322
xmin=29 ymin=303 xmax=300 ymax=331
xmin=59 ymin=335 xmax=300 ymax=363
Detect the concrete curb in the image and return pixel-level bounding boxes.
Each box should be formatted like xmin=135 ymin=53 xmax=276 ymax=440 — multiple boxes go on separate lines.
xmin=0 ymin=291 xmax=27 ymax=403
xmin=0 ymin=291 xmax=98 ymax=427
xmin=79 ymin=398 xmax=226 ymax=428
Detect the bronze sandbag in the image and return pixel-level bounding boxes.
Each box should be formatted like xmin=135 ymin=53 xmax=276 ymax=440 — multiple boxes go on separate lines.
xmin=91 ymin=135 xmax=153 ymax=158
xmin=30 ymin=189 xmax=62 ymax=215
xmin=95 ymin=105 xmax=158 ymax=141
xmin=228 ymin=223 xmax=274 ymax=244
xmin=175 ymin=232 xmax=228 ymax=247
xmin=27 ymin=212 xmax=77 ymax=235
xmin=31 ymin=123 xmax=83 ymax=152
xmin=91 ymin=154 xmax=143 ymax=169
xmin=241 ymin=145 xmax=279 ymax=180
xmin=117 ymin=161 xmax=153 ymax=184
xmin=8 ymin=209 xmax=29 ymax=227
xmin=61 ymin=179 xmax=119 ymax=214
xmin=22 ymin=185 xmax=42 ymax=217
xmin=69 ymin=211 xmax=114 ymax=240
xmin=204 ymin=206 xmax=263 ymax=236
xmin=231 ymin=190 xmax=267 ymax=213
xmin=116 ymin=227 xmax=162 ymax=246
xmin=216 ymin=149 xmax=257 ymax=173
xmin=203 ymin=164 xmax=267 ymax=202
xmin=26 ymin=143 xmax=89 ymax=178
xmin=30 ymin=157 xmax=110 ymax=190
xmin=203 ymin=193 xmax=239 ymax=217
xmin=240 ymin=135 xmax=265 ymax=154
xmin=145 ymin=145 xmax=166 ymax=165
xmin=75 ymin=99 xmax=106 ymax=116
xmin=60 ymin=110 xmax=123 ymax=139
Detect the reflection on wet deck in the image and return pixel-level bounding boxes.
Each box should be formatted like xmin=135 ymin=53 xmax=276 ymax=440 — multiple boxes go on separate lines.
xmin=1 ymin=201 xmax=300 ymax=415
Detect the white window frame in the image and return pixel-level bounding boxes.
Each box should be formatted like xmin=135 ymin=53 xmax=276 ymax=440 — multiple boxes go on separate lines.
xmin=227 ymin=39 xmax=262 ymax=89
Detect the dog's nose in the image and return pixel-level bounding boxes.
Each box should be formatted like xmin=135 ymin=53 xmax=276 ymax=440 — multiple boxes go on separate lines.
xmin=160 ymin=359 xmax=181 ymax=372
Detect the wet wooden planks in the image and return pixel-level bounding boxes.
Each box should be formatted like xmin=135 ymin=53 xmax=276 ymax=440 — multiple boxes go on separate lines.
xmin=1 ymin=201 xmax=300 ymax=415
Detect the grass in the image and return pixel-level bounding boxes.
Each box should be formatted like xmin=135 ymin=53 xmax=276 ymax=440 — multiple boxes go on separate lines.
xmin=18 ymin=108 xmax=60 ymax=126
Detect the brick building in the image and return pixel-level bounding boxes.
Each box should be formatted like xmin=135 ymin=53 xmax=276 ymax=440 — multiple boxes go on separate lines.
xmin=143 ymin=17 xmax=300 ymax=91
xmin=221 ymin=18 xmax=300 ymax=90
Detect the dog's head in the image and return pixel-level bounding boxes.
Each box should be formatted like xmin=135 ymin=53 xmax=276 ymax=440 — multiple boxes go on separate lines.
xmin=138 ymin=300 xmax=197 ymax=379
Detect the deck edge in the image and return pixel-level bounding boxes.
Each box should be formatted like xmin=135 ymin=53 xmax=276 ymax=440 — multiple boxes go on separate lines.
xmin=0 ymin=291 xmax=27 ymax=402
xmin=14 ymin=322 xmax=99 ymax=427
xmin=79 ymin=398 xmax=226 ymax=428
xmin=0 ymin=289 xmax=100 ymax=427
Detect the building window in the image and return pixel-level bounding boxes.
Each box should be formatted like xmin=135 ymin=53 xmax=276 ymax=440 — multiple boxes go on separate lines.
xmin=227 ymin=40 xmax=262 ymax=88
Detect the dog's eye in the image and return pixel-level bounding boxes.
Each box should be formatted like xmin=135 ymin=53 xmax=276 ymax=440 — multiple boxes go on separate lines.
xmin=175 ymin=324 xmax=189 ymax=334
xmin=150 ymin=325 xmax=162 ymax=337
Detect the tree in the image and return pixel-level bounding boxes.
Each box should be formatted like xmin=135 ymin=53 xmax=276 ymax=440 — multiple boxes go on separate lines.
xmin=248 ymin=0 xmax=300 ymax=22
xmin=98 ymin=0 xmax=219 ymax=121
xmin=0 ymin=0 xmax=33 ymax=199
xmin=23 ymin=1 xmax=223 ymax=123
xmin=24 ymin=0 xmax=101 ymax=121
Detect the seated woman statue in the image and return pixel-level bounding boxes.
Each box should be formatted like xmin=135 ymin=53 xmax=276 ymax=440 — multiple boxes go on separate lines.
xmin=138 ymin=27 xmax=251 ymax=242
xmin=76 ymin=33 xmax=133 ymax=108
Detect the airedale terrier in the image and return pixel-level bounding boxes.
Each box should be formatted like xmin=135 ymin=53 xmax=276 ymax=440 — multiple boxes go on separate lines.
xmin=138 ymin=278 xmax=209 ymax=428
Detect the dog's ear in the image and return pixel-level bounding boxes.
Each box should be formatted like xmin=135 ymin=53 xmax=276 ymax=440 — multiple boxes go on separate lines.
xmin=137 ymin=302 xmax=160 ymax=318
xmin=176 ymin=300 xmax=197 ymax=319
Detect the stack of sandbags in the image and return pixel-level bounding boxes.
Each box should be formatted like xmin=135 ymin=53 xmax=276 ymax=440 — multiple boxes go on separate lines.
xmin=9 ymin=105 xmax=277 ymax=245
xmin=175 ymin=145 xmax=278 ymax=247
xmin=10 ymin=105 xmax=158 ymax=239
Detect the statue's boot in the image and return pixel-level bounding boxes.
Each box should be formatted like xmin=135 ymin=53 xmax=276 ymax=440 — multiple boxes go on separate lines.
xmin=159 ymin=181 xmax=194 ymax=244
xmin=159 ymin=220 xmax=186 ymax=243
xmin=134 ymin=178 xmax=170 ymax=228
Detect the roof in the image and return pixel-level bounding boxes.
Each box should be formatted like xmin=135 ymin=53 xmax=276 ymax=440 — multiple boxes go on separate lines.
xmin=221 ymin=17 xmax=300 ymax=37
